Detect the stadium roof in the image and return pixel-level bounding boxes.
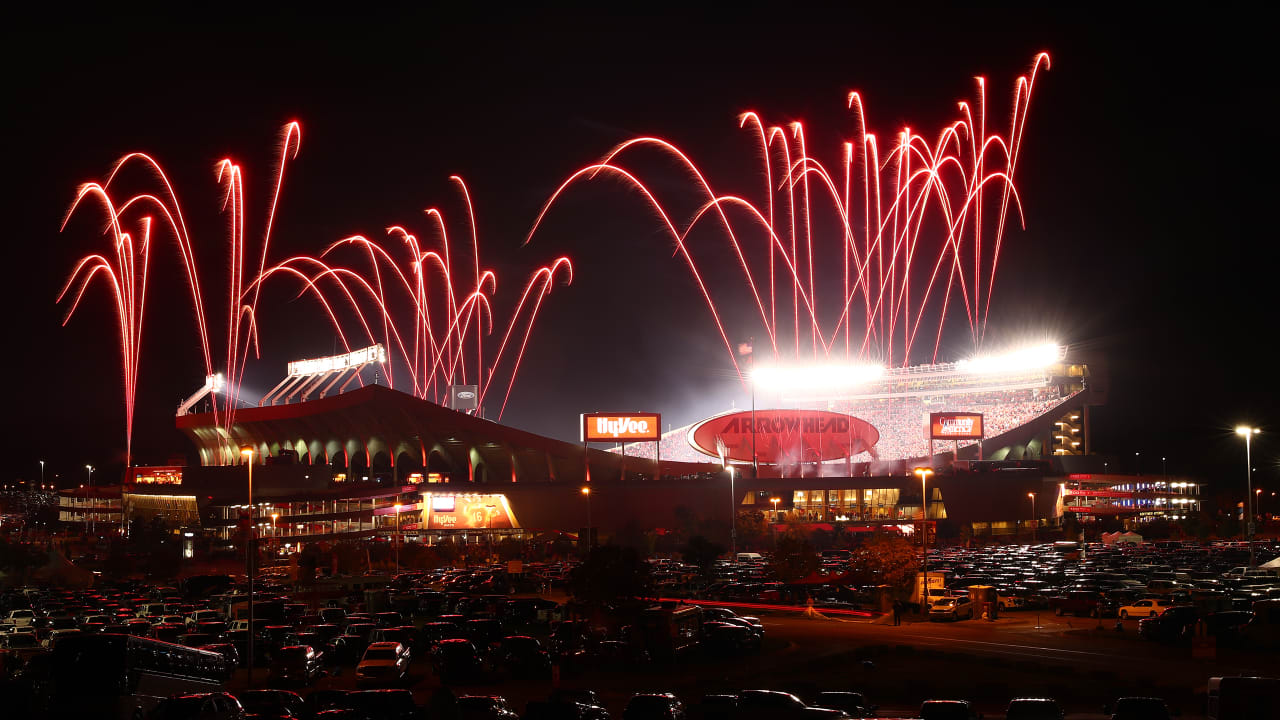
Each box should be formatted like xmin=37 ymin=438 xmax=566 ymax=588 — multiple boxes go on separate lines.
xmin=176 ymin=384 xmax=717 ymax=483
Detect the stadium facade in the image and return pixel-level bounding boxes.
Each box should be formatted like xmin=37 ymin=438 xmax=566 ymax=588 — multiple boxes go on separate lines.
xmin=55 ymin=345 xmax=1206 ymax=546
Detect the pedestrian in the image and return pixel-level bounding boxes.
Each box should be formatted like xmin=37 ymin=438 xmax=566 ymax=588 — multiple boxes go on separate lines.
xmin=892 ymin=599 xmax=901 ymax=626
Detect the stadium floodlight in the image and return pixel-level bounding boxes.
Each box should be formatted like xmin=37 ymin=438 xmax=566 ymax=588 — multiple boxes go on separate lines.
xmin=1235 ymin=425 xmax=1260 ymax=568
xmin=956 ymin=342 xmax=1063 ymax=375
xmin=751 ymin=363 xmax=884 ymax=392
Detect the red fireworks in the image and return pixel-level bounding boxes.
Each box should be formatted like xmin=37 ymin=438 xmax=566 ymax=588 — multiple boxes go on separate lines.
xmin=60 ymin=124 xmax=573 ymax=463
xmin=527 ymin=53 xmax=1051 ymax=379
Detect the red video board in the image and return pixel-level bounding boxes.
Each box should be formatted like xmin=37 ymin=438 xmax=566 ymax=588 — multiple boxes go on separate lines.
xmin=688 ymin=409 xmax=879 ymax=464
xmin=929 ymin=412 xmax=984 ymax=440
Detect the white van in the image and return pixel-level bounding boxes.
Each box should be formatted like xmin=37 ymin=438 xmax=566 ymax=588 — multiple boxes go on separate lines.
xmin=735 ymin=552 xmax=764 ymax=563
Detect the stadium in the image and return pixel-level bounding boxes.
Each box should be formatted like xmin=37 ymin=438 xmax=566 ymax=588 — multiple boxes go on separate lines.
xmin=615 ymin=343 xmax=1095 ymax=474
xmin=55 ymin=338 xmax=1204 ymax=549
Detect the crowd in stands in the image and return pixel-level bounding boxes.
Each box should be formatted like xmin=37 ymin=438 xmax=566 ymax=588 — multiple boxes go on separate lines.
xmin=613 ymin=384 xmax=1079 ymax=465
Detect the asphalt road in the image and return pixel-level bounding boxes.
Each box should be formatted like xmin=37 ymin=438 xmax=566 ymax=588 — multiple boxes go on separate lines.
xmin=232 ymin=608 xmax=1279 ymax=719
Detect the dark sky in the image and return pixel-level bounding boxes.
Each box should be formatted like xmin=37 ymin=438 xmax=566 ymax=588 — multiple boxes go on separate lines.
xmin=4 ymin=9 xmax=1274 ymax=497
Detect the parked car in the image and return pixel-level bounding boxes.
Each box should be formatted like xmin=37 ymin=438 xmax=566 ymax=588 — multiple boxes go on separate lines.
xmin=623 ymin=693 xmax=686 ymax=720
xmin=342 ymin=689 xmax=423 ymax=720
xmin=929 ymin=597 xmax=974 ymax=622
xmin=736 ymin=690 xmax=849 ymax=720
xmin=269 ymin=645 xmax=325 ymax=687
xmin=488 ymin=635 xmax=551 ymax=680
xmin=148 ymin=692 xmax=246 ymax=720
xmin=1049 ymin=591 xmax=1106 ymax=618
xmin=237 ymin=690 xmax=305 ymax=720
xmin=1105 ymin=696 xmax=1171 ymax=720
xmin=1137 ymin=606 xmax=1200 ymax=642
xmin=1118 ymin=599 xmax=1173 ymax=619
xmin=703 ymin=622 xmax=762 ymax=652
xmin=811 ymin=692 xmax=876 ymax=718
xmin=458 ymin=695 xmax=520 ymax=720
xmin=356 ymin=641 xmax=411 ymax=687
xmin=1005 ymin=697 xmax=1065 ymax=719
xmin=433 ymin=639 xmax=484 ymax=685
xmin=919 ymin=699 xmax=979 ymax=720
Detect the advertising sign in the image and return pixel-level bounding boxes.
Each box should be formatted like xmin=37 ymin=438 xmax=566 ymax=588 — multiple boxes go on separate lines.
xmin=581 ymin=413 xmax=662 ymax=442
xmin=128 ymin=466 xmax=184 ymax=486
xmin=929 ymin=412 xmax=984 ymax=440
xmin=424 ymin=494 xmax=516 ymax=530
xmin=449 ymin=384 xmax=479 ymax=411
xmin=688 ymin=409 xmax=879 ymax=464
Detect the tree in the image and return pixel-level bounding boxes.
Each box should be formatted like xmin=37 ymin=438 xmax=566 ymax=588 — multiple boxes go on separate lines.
xmin=680 ymin=535 xmax=725 ymax=579
xmin=846 ymin=533 xmax=920 ymax=599
xmin=568 ymin=544 xmax=652 ymax=605
xmin=736 ymin=509 xmax=768 ymax=549
xmin=495 ymin=538 xmax=523 ymax=562
xmin=769 ymin=530 xmax=820 ymax=583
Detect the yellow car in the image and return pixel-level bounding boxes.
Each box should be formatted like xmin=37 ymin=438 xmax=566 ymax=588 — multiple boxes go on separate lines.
xmin=1118 ymin=598 xmax=1172 ymax=619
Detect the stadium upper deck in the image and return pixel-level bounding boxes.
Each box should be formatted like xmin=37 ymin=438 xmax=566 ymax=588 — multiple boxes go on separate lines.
xmin=616 ymin=344 xmax=1095 ymax=467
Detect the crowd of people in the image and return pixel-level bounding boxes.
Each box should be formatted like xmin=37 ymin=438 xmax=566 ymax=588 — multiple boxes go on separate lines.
xmin=617 ymin=384 xmax=1078 ymax=466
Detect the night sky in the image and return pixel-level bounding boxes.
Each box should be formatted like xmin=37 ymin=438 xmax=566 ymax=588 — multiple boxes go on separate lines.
xmin=5 ymin=10 xmax=1274 ymax=498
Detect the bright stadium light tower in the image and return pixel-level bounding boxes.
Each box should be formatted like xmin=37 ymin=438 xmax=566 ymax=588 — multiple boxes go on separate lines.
xmin=241 ymin=446 xmax=256 ymax=687
xmin=1235 ymin=426 xmax=1260 ymax=567
xmin=956 ymin=342 xmax=1063 ymax=375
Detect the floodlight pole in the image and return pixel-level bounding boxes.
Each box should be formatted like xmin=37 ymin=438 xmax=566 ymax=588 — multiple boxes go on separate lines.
xmin=750 ymin=338 xmax=758 ymax=478
xmin=242 ymin=447 xmax=256 ymax=689
xmin=729 ymin=465 xmax=737 ymax=562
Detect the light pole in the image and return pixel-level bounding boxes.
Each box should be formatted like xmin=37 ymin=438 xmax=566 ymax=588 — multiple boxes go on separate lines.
xmin=484 ymin=504 xmax=496 ymax=560
xmin=241 ymin=446 xmax=256 ymax=687
xmin=728 ymin=465 xmax=737 ymax=562
xmin=1134 ymin=452 xmax=1141 ymax=475
xmin=770 ymin=496 xmax=780 ymax=522
xmin=393 ymin=503 xmax=402 ymax=572
xmin=913 ymin=467 xmax=935 ymax=610
xmin=85 ymin=465 xmax=95 ymax=534
xmin=1027 ymin=492 xmax=1037 ymax=543
xmin=580 ymin=487 xmax=592 ymax=550
xmin=39 ymin=460 xmax=45 ymax=489
xmin=1162 ymin=456 xmax=1167 ymax=481
xmin=1236 ymin=426 xmax=1259 ymax=568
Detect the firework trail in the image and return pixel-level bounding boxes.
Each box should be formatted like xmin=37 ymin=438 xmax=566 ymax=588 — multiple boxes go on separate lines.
xmin=527 ymin=54 xmax=1050 ymax=378
xmin=61 ymin=124 xmax=573 ymax=463
xmin=253 ymin=176 xmax=573 ymax=421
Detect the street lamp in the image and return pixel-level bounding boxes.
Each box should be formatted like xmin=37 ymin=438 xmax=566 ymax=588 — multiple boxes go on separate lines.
xmin=1236 ymin=426 xmax=1260 ymax=568
xmin=727 ymin=465 xmax=737 ymax=562
xmin=484 ymin=504 xmax=497 ymax=560
xmin=240 ymin=446 xmax=256 ymax=687
xmin=913 ymin=467 xmax=935 ymax=609
xmin=1027 ymin=492 xmax=1037 ymax=543
xmin=580 ymin=487 xmax=592 ymax=549
xmin=1134 ymin=452 xmax=1141 ymax=475
xmin=85 ymin=465 xmax=95 ymax=534
xmin=770 ymin=496 xmax=781 ymax=522
xmin=39 ymin=460 xmax=45 ymax=488
xmin=392 ymin=502 xmax=402 ymax=573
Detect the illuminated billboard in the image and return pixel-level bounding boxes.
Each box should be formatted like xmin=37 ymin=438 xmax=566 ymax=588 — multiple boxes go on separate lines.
xmin=449 ymin=384 xmax=479 ymax=411
xmin=929 ymin=412 xmax=984 ymax=440
xmin=581 ymin=413 xmax=662 ymax=442
xmin=287 ymin=344 xmax=387 ymax=377
xmin=422 ymin=493 xmax=518 ymax=530
xmin=688 ymin=409 xmax=879 ymax=464
xmin=127 ymin=466 xmax=184 ymax=486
